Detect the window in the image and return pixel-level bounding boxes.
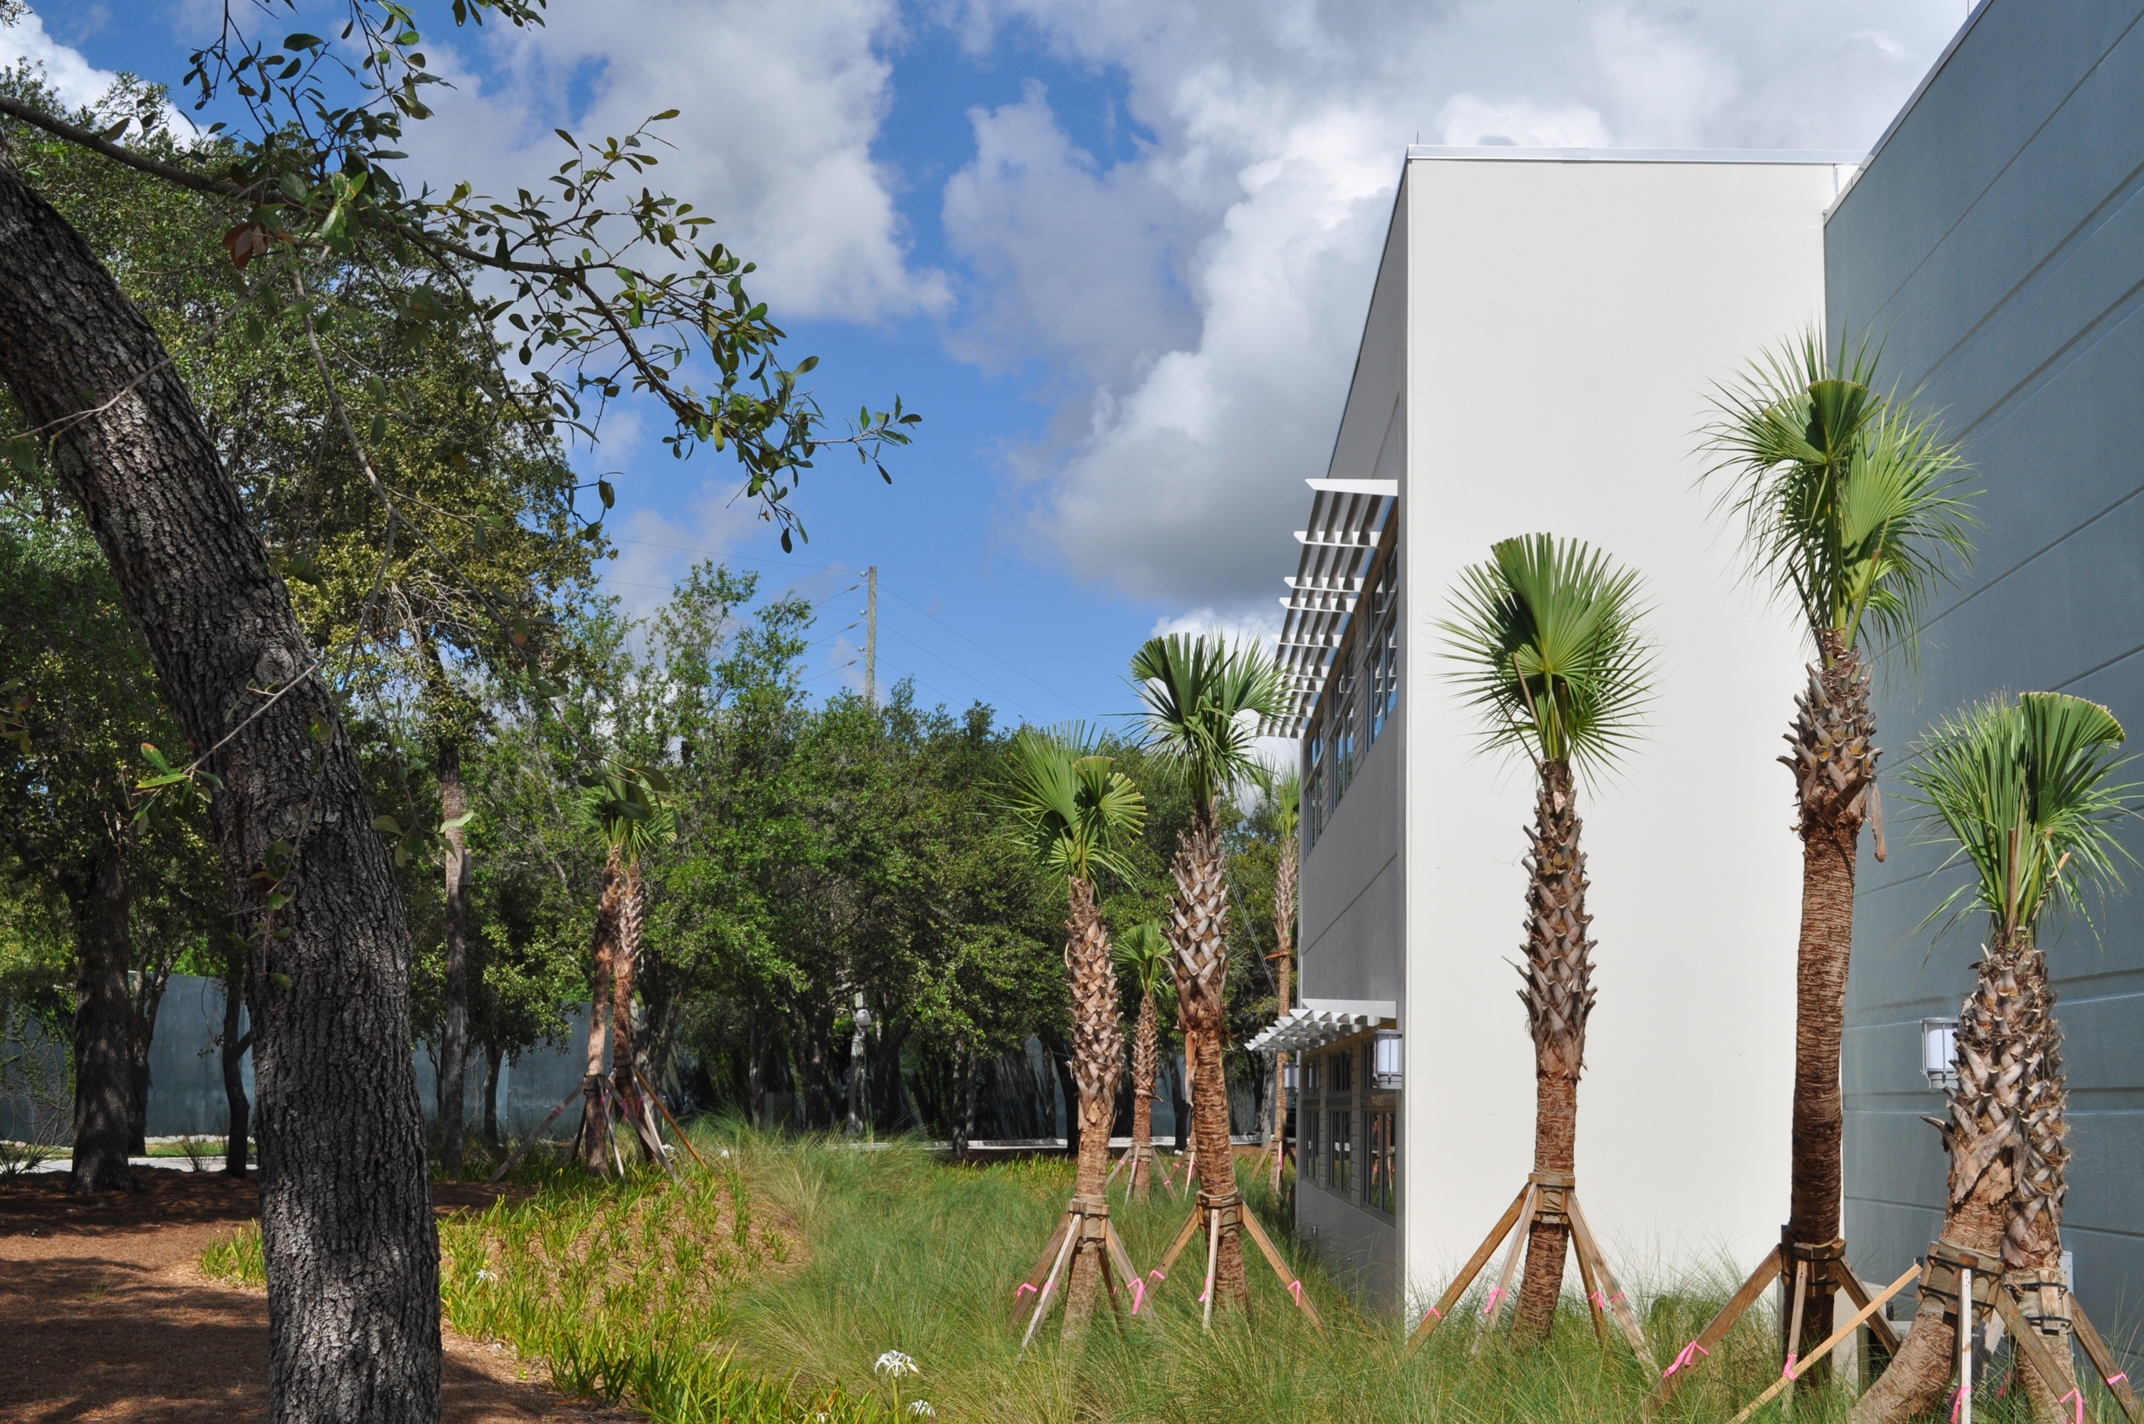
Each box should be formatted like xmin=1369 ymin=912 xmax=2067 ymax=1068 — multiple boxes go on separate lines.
xmin=1366 ymin=1110 xmax=1397 ymax=1216
xmin=1330 ymin=1109 xmax=1353 ymax=1194
xmin=1300 ymin=1105 xmax=1320 ymax=1183
xmin=1367 ymin=552 xmax=1399 ymax=744
xmin=1330 ymin=1045 xmax=1354 ymax=1095
xmin=1301 ymin=527 xmax=1397 ymax=852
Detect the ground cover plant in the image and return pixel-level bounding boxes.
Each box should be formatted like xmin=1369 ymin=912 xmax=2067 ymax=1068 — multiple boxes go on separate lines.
xmin=186 ymin=1129 xmax=2023 ymax=1424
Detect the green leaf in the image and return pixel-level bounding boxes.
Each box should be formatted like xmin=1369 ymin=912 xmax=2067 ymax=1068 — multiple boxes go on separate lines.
xmin=269 ymin=973 xmax=292 ymax=990
xmin=597 ymin=479 xmax=615 ymax=509
xmin=285 ymin=32 xmax=324 ymax=49
xmin=440 ymin=810 xmax=476 ymax=831
xmin=368 ymin=412 xmax=387 ymax=444
xmin=372 ymin=814 xmax=404 ymax=835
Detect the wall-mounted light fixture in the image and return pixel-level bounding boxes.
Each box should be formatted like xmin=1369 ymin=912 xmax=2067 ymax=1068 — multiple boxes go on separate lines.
xmin=1282 ymin=1061 xmax=1299 ymax=1092
xmin=1374 ymin=1031 xmax=1404 ymax=1090
xmin=1922 ymin=1017 xmax=1960 ymax=1091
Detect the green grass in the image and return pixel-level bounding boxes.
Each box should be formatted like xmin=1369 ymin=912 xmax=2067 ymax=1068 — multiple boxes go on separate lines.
xmin=197 ymin=1127 xmax=2122 ymax=1423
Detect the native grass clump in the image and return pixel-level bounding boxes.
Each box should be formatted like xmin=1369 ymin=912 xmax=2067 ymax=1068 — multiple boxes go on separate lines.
xmin=197 ymin=1131 xmax=1908 ymax=1424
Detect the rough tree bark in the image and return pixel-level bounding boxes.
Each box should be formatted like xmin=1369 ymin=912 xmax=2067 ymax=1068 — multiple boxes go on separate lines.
xmin=1062 ymin=876 xmax=1124 ymax=1331
xmin=1852 ymin=928 xmax=2070 ymax=1423
xmin=1514 ymin=759 xmax=1594 ymax=1341
xmin=1783 ymin=637 xmax=1879 ymax=1369
xmin=578 ymin=846 xmax=620 ymax=1173
xmin=1170 ymin=809 xmax=1248 ymax=1312
xmin=0 ymin=145 xmax=440 ymax=1419
xmin=1129 ymin=990 xmax=1160 ymax=1202
xmin=1270 ymin=825 xmax=1296 ymax=1195
xmin=482 ymin=1040 xmax=502 ymax=1145
xmin=436 ymin=732 xmax=471 ymax=1176
xmin=610 ymin=857 xmax=654 ymax=1161
xmin=68 ymin=836 xmax=138 ymax=1194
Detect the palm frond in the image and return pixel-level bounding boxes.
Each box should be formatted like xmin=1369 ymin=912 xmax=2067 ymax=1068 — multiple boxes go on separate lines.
xmin=571 ymin=760 xmax=678 ymax=858
xmin=1699 ymin=328 xmax=1976 ymax=660
xmin=998 ymin=723 xmax=1147 ymax=886
xmin=1264 ymin=766 xmax=1302 ymax=842
xmin=1129 ymin=634 xmax=1287 ymax=811
xmin=1437 ymin=533 xmax=1654 ymax=777
xmin=1111 ymin=921 xmax=1174 ymax=1001
xmin=1904 ymin=691 xmax=2138 ymax=939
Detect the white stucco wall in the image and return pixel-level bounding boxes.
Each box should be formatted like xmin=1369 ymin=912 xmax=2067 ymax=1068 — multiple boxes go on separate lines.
xmin=1357 ymin=152 xmax=1849 ymax=1309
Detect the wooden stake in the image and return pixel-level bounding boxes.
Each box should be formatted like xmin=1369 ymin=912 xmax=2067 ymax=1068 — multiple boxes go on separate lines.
xmin=1407 ymin=1183 xmax=1533 ymax=1352
xmin=1572 ymin=1221 xmax=1611 ymax=1349
xmin=1020 ymin=1211 xmax=1081 ymax=1351
xmin=1153 ymin=1204 xmax=1205 ymax=1289
xmin=1568 ymin=1193 xmax=1657 ymax=1372
xmin=1201 ymin=1201 xmax=1222 ymax=1331
xmin=486 ymin=1083 xmax=584 ymax=1185
xmin=1837 ymin=1265 xmax=1903 ymax=1356
xmin=635 ymin=1066 xmax=709 ymax=1168
xmin=1723 ymin=1264 xmax=1919 ymax=1424
xmin=1240 ymin=1204 xmax=1325 ymax=1333
xmin=1782 ymin=1258 xmax=1811 ymax=1420
xmin=1645 ymin=1246 xmax=1782 ymax=1416
xmin=1474 ymin=1186 xmax=1538 ymax=1352
xmin=2072 ymin=1297 xmax=2143 ymax=1423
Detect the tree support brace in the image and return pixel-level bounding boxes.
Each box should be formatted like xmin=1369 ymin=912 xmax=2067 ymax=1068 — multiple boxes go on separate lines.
xmin=1406 ymin=1172 xmax=1654 ymax=1371
xmin=1144 ymin=1188 xmax=1324 ymax=1333
xmin=1011 ymin=1193 xmax=1145 ymax=1348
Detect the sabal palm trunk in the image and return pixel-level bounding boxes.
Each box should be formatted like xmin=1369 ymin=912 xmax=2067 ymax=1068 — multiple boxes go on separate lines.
xmin=1271 ymin=834 xmax=1296 ymax=1194
xmin=1131 ymin=991 xmax=1159 ymax=1202
xmin=1783 ymin=637 xmax=1879 ymax=1362
xmin=1514 ymin=759 xmax=1595 ymax=1339
xmin=1064 ymin=876 xmax=1124 ymax=1329
xmin=611 ymin=857 xmax=656 ymax=1162
xmin=1852 ymin=927 xmax=2076 ymax=1422
xmin=578 ymin=845 xmax=622 ymax=1173
xmin=1170 ymin=809 xmax=1248 ymax=1311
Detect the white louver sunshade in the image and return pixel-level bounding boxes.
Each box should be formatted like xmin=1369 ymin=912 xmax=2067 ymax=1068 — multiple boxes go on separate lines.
xmin=1266 ymin=478 xmax=1396 ymax=736
xmin=1244 ymin=998 xmax=1397 ymax=1054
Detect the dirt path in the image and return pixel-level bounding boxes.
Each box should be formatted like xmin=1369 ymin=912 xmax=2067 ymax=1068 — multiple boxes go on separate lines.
xmin=0 ymin=1166 xmax=635 ymax=1423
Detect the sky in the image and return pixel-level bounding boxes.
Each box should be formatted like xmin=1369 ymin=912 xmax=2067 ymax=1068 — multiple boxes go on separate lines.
xmin=11 ymin=0 xmax=1975 ymax=732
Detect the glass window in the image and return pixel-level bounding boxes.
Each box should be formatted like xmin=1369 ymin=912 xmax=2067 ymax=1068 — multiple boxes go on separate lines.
xmin=1366 ymin=1109 xmax=1397 ymax=1216
xmin=1300 ymin=1104 xmax=1320 ymax=1183
xmin=1331 ymin=1045 xmax=1354 ymax=1095
xmin=1331 ymin=1110 xmax=1353 ymax=1194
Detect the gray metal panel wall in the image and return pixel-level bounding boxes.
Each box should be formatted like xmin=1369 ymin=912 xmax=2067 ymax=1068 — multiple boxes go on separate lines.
xmin=1826 ymin=0 xmax=2144 ymax=1344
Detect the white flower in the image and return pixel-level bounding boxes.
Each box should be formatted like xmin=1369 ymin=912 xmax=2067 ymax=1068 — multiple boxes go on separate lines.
xmin=476 ymin=1269 xmax=495 ymax=1283
xmin=908 ymin=1402 xmax=936 ymax=1418
xmin=874 ymin=1350 xmax=919 ymax=1379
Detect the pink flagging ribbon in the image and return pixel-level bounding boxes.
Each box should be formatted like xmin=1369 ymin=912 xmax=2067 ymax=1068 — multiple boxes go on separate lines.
xmin=2062 ymin=1388 xmax=2084 ymax=1424
xmin=1015 ymin=1283 xmax=1037 ymax=1299
xmin=1198 ymin=1284 xmax=1211 ymax=1304
xmin=1782 ymin=1353 xmax=1798 ymax=1382
xmin=1423 ymin=1305 xmax=1443 ymax=1325
xmin=1288 ymin=1280 xmax=1303 ymax=1306
xmin=1129 ymin=1278 xmax=1146 ymax=1315
xmin=1148 ymin=1268 xmax=1167 ymax=1284
xmin=1951 ymin=1385 xmax=1967 ymax=1423
xmin=1482 ymin=1286 xmax=1506 ymax=1317
xmin=2112 ymin=1373 xmax=2131 ymax=1388
xmin=1663 ymin=1341 xmax=1710 ymax=1378
xmin=1038 ymin=1281 xmax=1055 ymax=1301
xmin=1588 ymin=1290 xmax=1607 ymax=1311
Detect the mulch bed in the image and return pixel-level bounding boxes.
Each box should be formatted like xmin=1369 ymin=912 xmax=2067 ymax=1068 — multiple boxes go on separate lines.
xmin=0 ymin=1165 xmax=637 ymax=1423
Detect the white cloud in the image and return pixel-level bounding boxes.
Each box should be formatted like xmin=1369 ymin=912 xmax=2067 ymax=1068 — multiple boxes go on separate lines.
xmin=6 ymin=5 xmax=147 ymax=112
xmin=935 ymin=0 xmax=1968 ymax=615
xmin=404 ymin=0 xmax=948 ymax=324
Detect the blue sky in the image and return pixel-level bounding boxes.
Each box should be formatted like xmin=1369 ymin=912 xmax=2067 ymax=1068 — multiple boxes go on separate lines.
xmin=14 ymin=0 xmax=1973 ymax=731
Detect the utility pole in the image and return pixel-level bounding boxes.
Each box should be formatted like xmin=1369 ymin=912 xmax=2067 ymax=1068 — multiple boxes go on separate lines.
xmin=864 ymin=565 xmax=877 ymax=707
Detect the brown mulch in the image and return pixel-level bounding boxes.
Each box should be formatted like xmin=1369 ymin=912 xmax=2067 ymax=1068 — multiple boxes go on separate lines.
xmin=0 ymin=1165 xmax=639 ymax=1423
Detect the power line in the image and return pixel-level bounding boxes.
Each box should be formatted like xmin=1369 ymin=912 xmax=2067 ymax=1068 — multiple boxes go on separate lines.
xmin=874 ymin=622 xmax=1048 ymax=724
xmin=879 ymin=586 xmax=1092 ymax=717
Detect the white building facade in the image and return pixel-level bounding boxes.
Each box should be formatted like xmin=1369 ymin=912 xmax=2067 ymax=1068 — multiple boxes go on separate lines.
xmin=1256 ymin=149 xmax=1859 ymax=1311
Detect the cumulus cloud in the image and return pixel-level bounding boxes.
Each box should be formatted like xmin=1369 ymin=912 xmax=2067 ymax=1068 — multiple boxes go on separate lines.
xmin=935 ymin=0 xmax=1966 ymax=617
xmin=6 ymin=5 xmax=158 ymax=112
xmin=403 ymin=0 xmax=947 ymax=324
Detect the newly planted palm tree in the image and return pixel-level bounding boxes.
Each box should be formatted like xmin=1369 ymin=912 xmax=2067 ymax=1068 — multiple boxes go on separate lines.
xmin=571 ymin=761 xmax=677 ymax=1171
xmin=1131 ymin=634 xmax=1287 ymax=1313
xmin=1441 ymin=534 xmax=1653 ymax=1341
xmin=1266 ymin=770 xmax=1302 ymax=1195
xmin=1854 ymin=693 xmax=2134 ymax=1424
xmin=1112 ymin=921 xmax=1172 ymax=1202
xmin=1002 ymin=727 xmax=1146 ymax=1331
xmin=1703 ymin=332 xmax=1974 ymax=1359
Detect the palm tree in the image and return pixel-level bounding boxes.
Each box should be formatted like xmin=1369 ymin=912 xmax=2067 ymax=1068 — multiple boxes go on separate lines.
xmin=1854 ymin=693 xmax=2134 ymax=1424
xmin=1002 ymin=727 xmax=1147 ymax=1331
xmin=1130 ymin=633 xmax=1286 ymax=1313
xmin=572 ymin=762 xmax=676 ymax=1171
xmin=1266 ymin=770 xmax=1301 ymax=1195
xmin=1440 ymin=533 xmax=1653 ymax=1340
xmin=1112 ymin=921 xmax=1172 ymax=1202
xmin=1702 ymin=332 xmax=1974 ymax=1359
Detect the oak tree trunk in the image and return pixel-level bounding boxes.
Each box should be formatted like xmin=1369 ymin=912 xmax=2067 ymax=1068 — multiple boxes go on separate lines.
xmin=69 ymin=837 xmax=138 ymax=1195
xmin=1170 ymin=809 xmax=1248 ymax=1312
xmin=436 ymin=736 xmax=471 ymax=1176
xmin=482 ymin=1039 xmax=502 ymax=1145
xmin=1514 ymin=760 xmax=1593 ymax=1340
xmin=0 ymin=145 xmax=440 ymax=1420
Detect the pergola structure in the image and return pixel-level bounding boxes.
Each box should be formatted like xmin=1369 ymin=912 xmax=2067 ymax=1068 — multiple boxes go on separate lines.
xmin=1270 ymin=478 xmax=1396 ymax=737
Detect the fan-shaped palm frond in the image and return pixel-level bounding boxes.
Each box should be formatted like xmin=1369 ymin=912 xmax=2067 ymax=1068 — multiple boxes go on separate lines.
xmin=570 ymin=760 xmax=677 ymax=857
xmin=1701 ymin=329 xmax=1976 ymax=659
xmin=1905 ymin=691 xmax=2138 ymax=938
xmin=1438 ymin=534 xmax=1654 ymax=777
xmin=1264 ymin=766 xmax=1302 ymax=843
xmin=1000 ymin=724 xmax=1147 ymax=886
xmin=1129 ymin=635 xmax=1287 ymax=813
xmin=1112 ymin=921 xmax=1174 ymax=1001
